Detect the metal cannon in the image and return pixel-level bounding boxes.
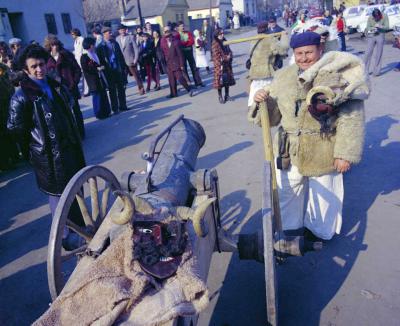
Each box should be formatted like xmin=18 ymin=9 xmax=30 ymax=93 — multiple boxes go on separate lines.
xmin=46 ymin=115 xmax=321 ymax=326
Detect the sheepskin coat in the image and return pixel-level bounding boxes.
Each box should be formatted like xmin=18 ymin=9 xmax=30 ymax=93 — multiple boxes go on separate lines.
xmin=265 ymin=56 xmax=367 ymax=177
xmin=249 ymin=33 xmax=289 ymax=80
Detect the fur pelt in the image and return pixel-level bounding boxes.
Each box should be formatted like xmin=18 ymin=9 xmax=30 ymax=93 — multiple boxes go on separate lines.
xmin=249 ymin=33 xmax=289 ymax=80
xmin=34 ymin=218 xmax=209 ymax=326
xmin=299 ymin=51 xmax=370 ymax=106
xmin=249 ymin=54 xmax=367 ymax=177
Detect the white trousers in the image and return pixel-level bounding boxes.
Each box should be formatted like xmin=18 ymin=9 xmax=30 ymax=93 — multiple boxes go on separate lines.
xmin=248 ymin=78 xmax=272 ymax=107
xmin=275 ymin=164 xmax=344 ymax=240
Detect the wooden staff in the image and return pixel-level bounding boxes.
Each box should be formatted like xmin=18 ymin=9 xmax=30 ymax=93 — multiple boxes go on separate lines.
xmin=223 ymin=31 xmax=285 ymax=45
xmin=259 ymin=101 xmax=282 ymax=232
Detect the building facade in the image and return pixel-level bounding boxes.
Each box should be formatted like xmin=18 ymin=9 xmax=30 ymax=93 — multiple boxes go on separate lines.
xmin=0 ymin=0 xmax=86 ymax=49
xmin=187 ymin=0 xmax=233 ymax=29
xmin=232 ymin=0 xmax=265 ymax=22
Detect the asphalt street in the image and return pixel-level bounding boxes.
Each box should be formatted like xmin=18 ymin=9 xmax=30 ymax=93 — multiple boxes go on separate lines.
xmin=0 ymin=29 xmax=399 ymax=326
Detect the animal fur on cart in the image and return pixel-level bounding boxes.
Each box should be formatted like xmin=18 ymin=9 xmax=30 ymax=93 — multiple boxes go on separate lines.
xmin=34 ymin=209 xmax=209 ymax=326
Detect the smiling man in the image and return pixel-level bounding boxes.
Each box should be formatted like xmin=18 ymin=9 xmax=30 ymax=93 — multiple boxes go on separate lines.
xmin=253 ymin=31 xmax=367 ymax=241
xmin=7 ymin=44 xmax=86 ymax=249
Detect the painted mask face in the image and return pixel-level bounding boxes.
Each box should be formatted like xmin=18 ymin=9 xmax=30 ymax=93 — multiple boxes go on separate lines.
xmin=133 ymin=220 xmax=187 ymax=279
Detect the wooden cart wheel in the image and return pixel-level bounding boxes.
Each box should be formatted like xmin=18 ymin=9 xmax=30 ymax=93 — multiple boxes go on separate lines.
xmin=263 ymin=162 xmax=278 ymax=326
xmin=47 ymin=165 xmax=121 ymax=301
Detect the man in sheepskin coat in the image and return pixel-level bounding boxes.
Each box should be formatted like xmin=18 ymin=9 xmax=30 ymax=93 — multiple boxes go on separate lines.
xmin=252 ymin=31 xmax=369 ymax=241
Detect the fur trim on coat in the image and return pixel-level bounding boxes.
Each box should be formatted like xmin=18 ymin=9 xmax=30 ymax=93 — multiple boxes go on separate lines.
xmin=256 ymin=52 xmax=367 ymax=177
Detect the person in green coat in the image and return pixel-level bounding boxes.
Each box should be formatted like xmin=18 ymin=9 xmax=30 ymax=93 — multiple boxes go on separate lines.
xmin=363 ymin=8 xmax=389 ymax=76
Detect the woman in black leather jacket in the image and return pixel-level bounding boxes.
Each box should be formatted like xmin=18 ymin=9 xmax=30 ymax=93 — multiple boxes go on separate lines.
xmin=7 ymin=45 xmax=85 ymax=228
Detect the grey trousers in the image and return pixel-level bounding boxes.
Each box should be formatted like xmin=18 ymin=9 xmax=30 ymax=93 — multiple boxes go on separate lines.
xmin=363 ymin=34 xmax=385 ymax=76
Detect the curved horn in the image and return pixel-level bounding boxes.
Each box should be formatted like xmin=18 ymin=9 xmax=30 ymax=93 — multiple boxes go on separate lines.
xmin=191 ymin=198 xmax=216 ymax=238
xmin=110 ymin=190 xmax=135 ymax=225
xmin=306 ymin=86 xmax=335 ymax=106
xmin=175 ymin=206 xmax=195 ymax=220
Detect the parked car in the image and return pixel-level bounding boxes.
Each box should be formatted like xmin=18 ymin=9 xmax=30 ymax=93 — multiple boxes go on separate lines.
xmin=356 ymin=4 xmax=388 ymax=33
xmin=385 ymin=5 xmax=400 ymax=30
xmin=343 ymin=5 xmax=367 ymax=33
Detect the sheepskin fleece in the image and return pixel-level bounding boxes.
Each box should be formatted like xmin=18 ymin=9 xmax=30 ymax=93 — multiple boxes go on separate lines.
xmin=262 ymin=51 xmax=367 ymax=177
xmin=249 ymin=33 xmax=289 ymax=80
xmin=34 ymin=224 xmax=209 ymax=326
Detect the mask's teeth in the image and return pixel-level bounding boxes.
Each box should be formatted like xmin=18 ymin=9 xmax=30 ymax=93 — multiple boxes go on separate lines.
xmin=159 ymin=256 xmax=173 ymax=262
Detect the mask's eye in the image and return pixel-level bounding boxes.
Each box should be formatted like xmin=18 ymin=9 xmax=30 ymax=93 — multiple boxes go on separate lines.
xmin=140 ymin=228 xmax=153 ymax=234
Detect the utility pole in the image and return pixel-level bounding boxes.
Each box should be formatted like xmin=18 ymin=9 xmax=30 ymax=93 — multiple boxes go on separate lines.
xmin=137 ymin=0 xmax=144 ymax=27
xmin=209 ymin=0 xmax=213 ymax=28
xmin=119 ymin=0 xmax=126 ymax=18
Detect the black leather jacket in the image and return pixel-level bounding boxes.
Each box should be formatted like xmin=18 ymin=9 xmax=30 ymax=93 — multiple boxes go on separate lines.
xmin=7 ymin=74 xmax=85 ymax=195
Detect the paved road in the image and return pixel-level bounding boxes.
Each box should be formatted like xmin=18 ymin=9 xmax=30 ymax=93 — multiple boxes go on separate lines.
xmin=0 ymin=30 xmax=399 ymax=325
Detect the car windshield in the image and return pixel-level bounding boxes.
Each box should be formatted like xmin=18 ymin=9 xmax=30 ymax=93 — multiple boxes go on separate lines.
xmin=348 ymin=7 xmax=361 ymax=15
xmin=385 ymin=7 xmax=399 ymax=16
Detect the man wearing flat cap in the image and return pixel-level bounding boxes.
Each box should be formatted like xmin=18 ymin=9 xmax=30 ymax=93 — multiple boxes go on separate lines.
xmin=252 ymin=31 xmax=368 ymax=241
xmin=97 ymin=26 xmax=128 ymax=112
xmin=116 ymin=24 xmax=145 ymax=95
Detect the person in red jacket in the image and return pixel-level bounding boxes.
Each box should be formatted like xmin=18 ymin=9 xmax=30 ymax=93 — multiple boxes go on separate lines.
xmin=160 ymin=29 xmax=194 ymax=98
xmin=336 ymin=12 xmax=347 ymax=51
xmin=177 ymin=21 xmax=204 ymax=87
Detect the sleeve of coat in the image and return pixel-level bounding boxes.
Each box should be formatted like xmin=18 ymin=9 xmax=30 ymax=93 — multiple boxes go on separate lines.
xmin=334 ymin=99 xmax=365 ymax=164
xmin=7 ymin=92 xmax=32 ymax=139
xmin=132 ymin=36 xmax=139 ymax=64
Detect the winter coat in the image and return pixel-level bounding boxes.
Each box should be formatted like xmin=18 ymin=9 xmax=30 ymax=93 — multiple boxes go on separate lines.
xmin=161 ymin=37 xmax=185 ymax=72
xmin=154 ymin=38 xmax=167 ymax=74
xmin=80 ymin=53 xmax=107 ymax=93
xmin=139 ymin=40 xmax=155 ymax=66
xmin=249 ymin=33 xmax=289 ymax=80
xmin=264 ymin=61 xmax=366 ymax=177
xmin=212 ymin=39 xmax=235 ymax=88
xmin=47 ymin=49 xmax=82 ymax=99
xmin=96 ymin=40 xmax=126 ymax=77
xmin=116 ymin=34 xmax=140 ymax=66
xmin=7 ymin=74 xmax=85 ymax=195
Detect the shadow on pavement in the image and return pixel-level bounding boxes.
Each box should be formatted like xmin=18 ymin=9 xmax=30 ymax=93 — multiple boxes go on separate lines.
xmin=208 ymin=115 xmax=400 ymax=325
xmin=196 ymin=141 xmax=253 ymax=169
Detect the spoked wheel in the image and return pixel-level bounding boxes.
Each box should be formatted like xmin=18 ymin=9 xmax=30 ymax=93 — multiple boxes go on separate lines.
xmin=47 ymin=165 xmax=121 ymax=300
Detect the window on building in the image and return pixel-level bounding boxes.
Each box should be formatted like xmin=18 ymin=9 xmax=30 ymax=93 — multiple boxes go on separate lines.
xmin=252 ymin=3 xmax=255 ymax=14
xmin=246 ymin=3 xmax=249 ymax=14
xmin=175 ymin=13 xmax=184 ymax=22
xmin=61 ymin=13 xmax=72 ymax=34
xmin=44 ymin=13 xmax=57 ymax=34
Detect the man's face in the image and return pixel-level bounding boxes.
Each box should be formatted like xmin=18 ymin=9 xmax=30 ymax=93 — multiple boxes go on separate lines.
xmin=178 ymin=24 xmax=184 ymax=32
xmin=268 ymin=21 xmax=277 ymax=29
xmin=24 ymin=58 xmax=47 ymax=80
xmin=71 ymin=33 xmax=77 ymax=40
xmin=103 ymin=31 xmax=112 ymax=41
xmin=118 ymin=28 xmax=126 ymax=36
xmin=294 ymin=45 xmax=321 ymax=71
xmin=145 ymin=23 xmax=151 ymax=30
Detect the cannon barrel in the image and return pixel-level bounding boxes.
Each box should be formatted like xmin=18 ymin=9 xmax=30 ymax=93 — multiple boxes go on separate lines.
xmin=121 ymin=116 xmax=206 ymax=206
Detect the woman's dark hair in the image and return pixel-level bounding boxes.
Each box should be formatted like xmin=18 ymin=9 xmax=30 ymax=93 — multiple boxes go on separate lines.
xmin=0 ymin=41 xmax=10 ymax=54
xmin=82 ymin=37 xmax=96 ymax=50
xmin=18 ymin=44 xmax=50 ymax=69
xmin=372 ymin=8 xmax=382 ymax=21
xmin=71 ymin=28 xmax=81 ymax=36
xmin=213 ymin=28 xmax=224 ymax=40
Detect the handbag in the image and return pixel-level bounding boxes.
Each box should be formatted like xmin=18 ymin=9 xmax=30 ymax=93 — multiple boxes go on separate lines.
xmin=246 ymin=39 xmax=262 ymax=70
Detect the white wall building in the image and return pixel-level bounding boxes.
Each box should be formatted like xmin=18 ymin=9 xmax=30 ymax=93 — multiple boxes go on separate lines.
xmin=0 ymin=0 xmax=87 ymax=50
xmin=232 ymin=0 xmax=258 ymax=19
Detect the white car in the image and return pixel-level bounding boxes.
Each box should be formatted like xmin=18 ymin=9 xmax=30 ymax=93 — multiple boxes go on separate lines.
xmin=343 ymin=5 xmax=367 ymax=33
xmin=385 ymin=5 xmax=400 ymax=29
xmin=344 ymin=4 xmax=387 ymax=33
xmin=356 ymin=4 xmax=388 ymax=33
